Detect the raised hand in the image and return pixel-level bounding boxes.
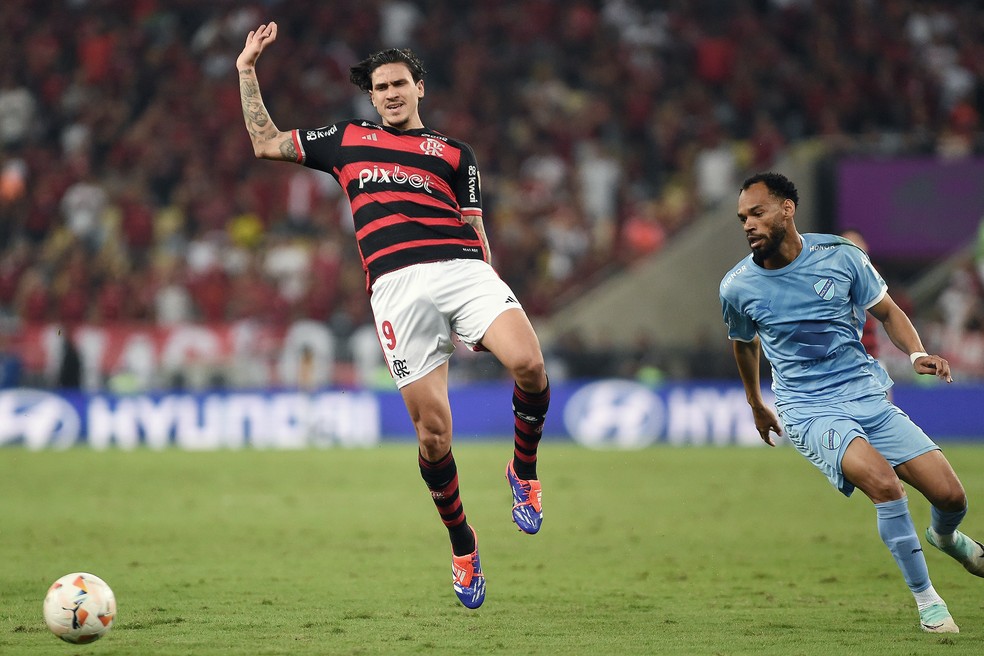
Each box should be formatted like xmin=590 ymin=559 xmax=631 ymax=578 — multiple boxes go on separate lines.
xmin=237 ymin=22 xmax=278 ymax=70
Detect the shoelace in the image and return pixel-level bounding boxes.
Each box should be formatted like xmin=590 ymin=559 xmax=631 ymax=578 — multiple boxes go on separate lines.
xmin=452 ymin=555 xmax=481 ymax=586
xmin=512 ymin=480 xmax=541 ymax=511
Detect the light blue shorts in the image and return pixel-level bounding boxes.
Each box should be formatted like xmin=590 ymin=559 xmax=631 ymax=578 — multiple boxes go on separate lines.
xmin=777 ymin=394 xmax=939 ymax=497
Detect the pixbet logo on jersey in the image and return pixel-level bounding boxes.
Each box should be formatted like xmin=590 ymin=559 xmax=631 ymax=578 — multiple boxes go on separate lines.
xmin=357 ymin=165 xmax=432 ymax=193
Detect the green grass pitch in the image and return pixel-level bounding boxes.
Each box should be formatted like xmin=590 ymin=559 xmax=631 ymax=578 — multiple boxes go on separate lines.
xmin=1 ymin=442 xmax=983 ymax=655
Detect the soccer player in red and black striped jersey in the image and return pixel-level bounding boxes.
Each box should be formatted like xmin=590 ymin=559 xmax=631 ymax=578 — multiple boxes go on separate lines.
xmin=237 ymin=23 xmax=550 ymax=609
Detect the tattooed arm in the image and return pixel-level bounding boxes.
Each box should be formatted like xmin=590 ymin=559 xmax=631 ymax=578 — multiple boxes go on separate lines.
xmin=236 ymin=22 xmax=298 ymax=161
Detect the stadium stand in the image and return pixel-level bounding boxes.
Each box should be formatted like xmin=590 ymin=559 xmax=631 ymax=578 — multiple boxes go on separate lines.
xmin=0 ymin=0 xmax=981 ymax=388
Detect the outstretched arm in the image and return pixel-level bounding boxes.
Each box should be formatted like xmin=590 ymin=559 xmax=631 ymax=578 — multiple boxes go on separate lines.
xmin=733 ymin=337 xmax=781 ymax=446
xmin=236 ymin=22 xmax=298 ymax=161
xmin=868 ymin=293 xmax=952 ymax=382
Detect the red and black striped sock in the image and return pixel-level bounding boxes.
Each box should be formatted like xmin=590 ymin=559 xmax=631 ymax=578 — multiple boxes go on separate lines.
xmin=511 ymin=381 xmax=550 ymax=480
xmin=418 ymin=449 xmax=475 ymax=556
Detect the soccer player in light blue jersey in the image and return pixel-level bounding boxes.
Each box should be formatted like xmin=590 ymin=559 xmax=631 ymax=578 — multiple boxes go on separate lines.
xmin=720 ymin=172 xmax=984 ymax=634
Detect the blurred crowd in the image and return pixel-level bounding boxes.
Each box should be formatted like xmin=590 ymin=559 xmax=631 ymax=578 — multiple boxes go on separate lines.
xmin=919 ymin=220 xmax=984 ymax=379
xmin=0 ymin=0 xmax=983 ymax=386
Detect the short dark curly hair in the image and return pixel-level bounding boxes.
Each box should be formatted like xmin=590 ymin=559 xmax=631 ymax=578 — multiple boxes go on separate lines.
xmin=349 ymin=48 xmax=427 ymax=93
xmin=740 ymin=172 xmax=799 ymax=206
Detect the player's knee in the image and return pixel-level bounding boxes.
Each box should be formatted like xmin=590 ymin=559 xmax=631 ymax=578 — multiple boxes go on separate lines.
xmin=417 ymin=431 xmax=451 ymax=458
xmin=511 ymin=355 xmax=546 ymax=391
xmin=414 ymin=416 xmax=451 ymax=453
xmin=934 ymin=482 xmax=968 ymax=513
xmin=862 ymin=473 xmax=905 ymax=504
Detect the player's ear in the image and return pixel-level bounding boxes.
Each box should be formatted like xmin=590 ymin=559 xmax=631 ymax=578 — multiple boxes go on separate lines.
xmin=417 ymin=79 xmax=425 ymax=99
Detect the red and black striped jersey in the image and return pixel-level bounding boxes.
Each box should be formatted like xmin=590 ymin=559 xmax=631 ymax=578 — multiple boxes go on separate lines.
xmin=290 ymin=119 xmax=486 ymax=291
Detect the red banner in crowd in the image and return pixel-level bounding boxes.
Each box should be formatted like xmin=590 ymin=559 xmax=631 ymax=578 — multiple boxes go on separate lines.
xmin=13 ymin=321 xmax=338 ymax=389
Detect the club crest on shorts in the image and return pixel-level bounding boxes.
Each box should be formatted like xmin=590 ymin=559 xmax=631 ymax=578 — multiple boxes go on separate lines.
xmin=391 ymin=358 xmax=411 ymax=379
xmin=821 ymin=428 xmax=841 ymax=450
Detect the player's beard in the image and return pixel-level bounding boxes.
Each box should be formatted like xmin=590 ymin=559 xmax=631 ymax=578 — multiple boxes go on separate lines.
xmin=751 ymin=224 xmax=786 ymax=266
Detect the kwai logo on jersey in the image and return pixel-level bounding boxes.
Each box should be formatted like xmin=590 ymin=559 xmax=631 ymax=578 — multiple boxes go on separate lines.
xmin=305 ymin=125 xmax=337 ymax=140
xmin=814 ymin=278 xmax=835 ymax=301
xmin=357 ymin=165 xmax=432 ymax=193
xmin=419 ymin=138 xmax=445 ymax=157
xmin=467 ymin=165 xmax=479 ymax=204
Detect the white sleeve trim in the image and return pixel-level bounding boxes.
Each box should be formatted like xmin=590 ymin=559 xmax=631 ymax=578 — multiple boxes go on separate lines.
xmin=862 ymin=286 xmax=887 ymax=311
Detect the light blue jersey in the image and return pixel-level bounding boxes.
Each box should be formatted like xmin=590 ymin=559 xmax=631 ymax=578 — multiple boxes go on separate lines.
xmin=719 ymin=233 xmax=891 ymax=406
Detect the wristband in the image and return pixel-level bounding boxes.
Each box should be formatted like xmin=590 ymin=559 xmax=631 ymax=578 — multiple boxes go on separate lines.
xmin=910 ymin=351 xmax=929 ymax=365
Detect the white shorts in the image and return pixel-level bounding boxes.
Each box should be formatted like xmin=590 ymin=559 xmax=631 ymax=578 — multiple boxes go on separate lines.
xmin=369 ymin=260 xmax=522 ymax=388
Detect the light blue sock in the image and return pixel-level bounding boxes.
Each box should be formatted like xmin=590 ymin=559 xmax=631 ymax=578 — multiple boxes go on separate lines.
xmin=931 ymin=504 xmax=967 ymax=536
xmin=876 ymin=497 xmax=930 ymax=593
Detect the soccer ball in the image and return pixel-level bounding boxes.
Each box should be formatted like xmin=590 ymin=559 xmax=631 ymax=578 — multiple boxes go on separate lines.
xmin=43 ymin=572 xmax=117 ymax=644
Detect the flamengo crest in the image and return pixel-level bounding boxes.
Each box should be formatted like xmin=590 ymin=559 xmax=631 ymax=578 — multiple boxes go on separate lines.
xmin=419 ymin=138 xmax=445 ymax=156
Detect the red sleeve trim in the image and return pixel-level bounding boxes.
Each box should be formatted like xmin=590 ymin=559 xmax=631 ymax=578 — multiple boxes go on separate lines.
xmin=292 ymin=130 xmax=305 ymax=164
